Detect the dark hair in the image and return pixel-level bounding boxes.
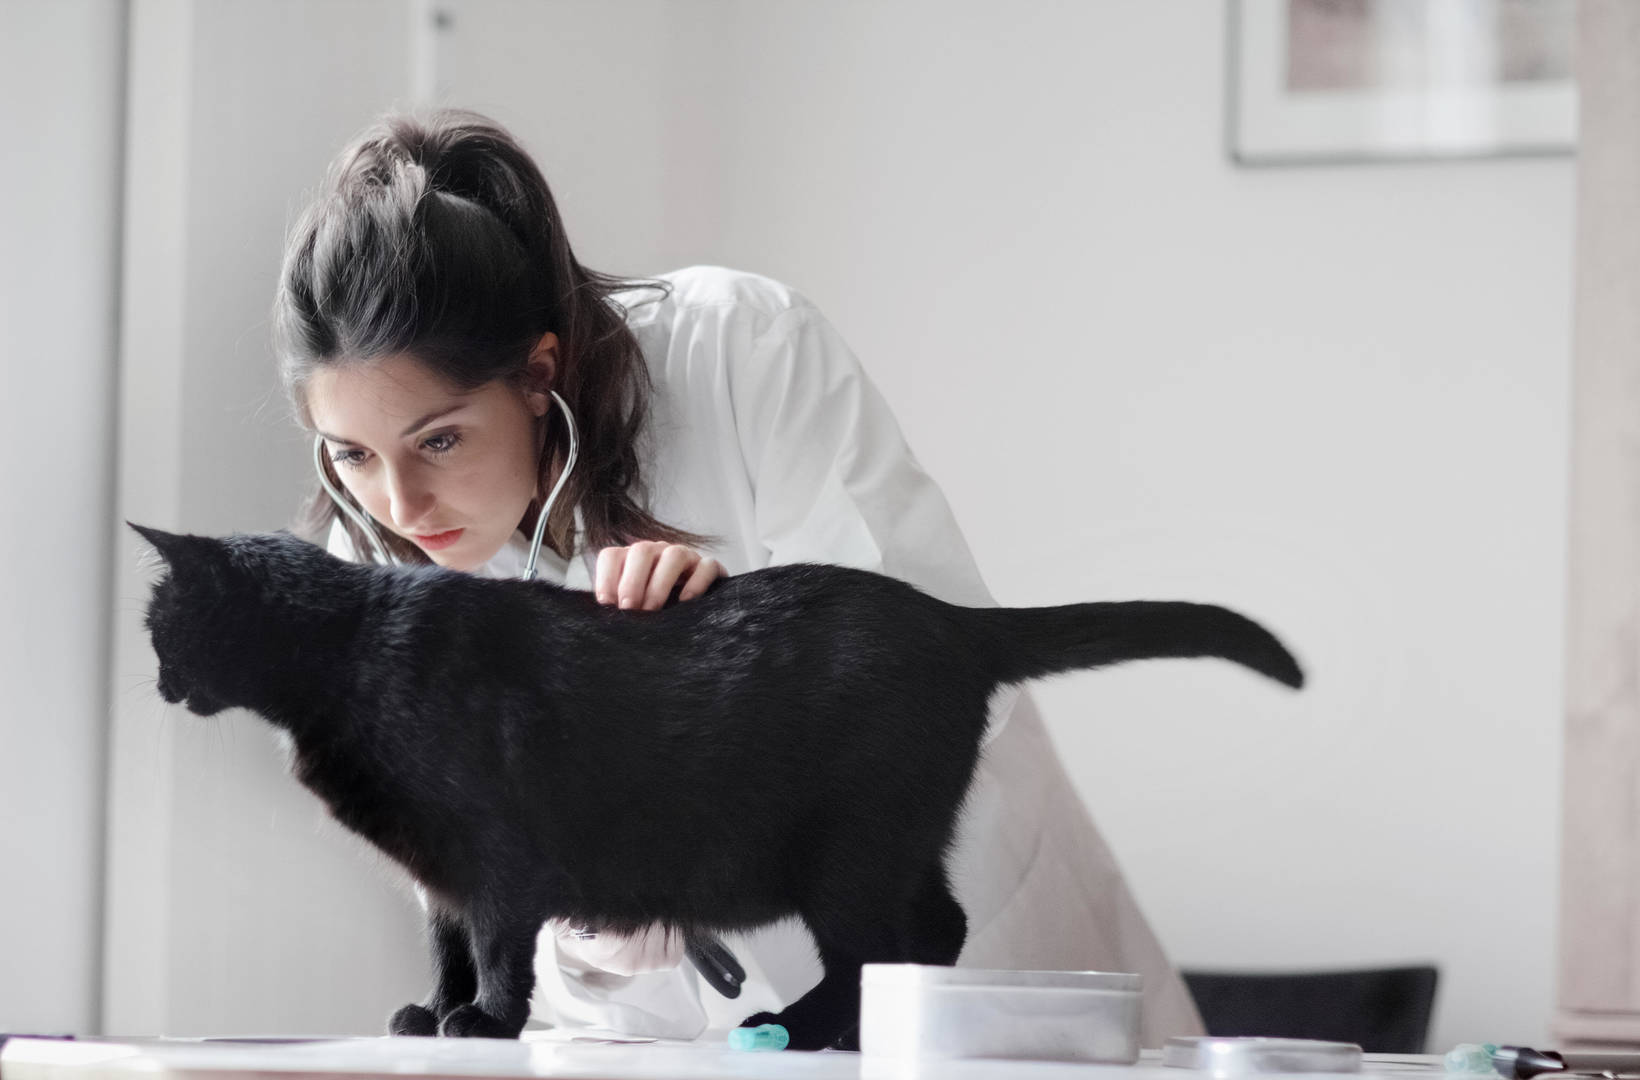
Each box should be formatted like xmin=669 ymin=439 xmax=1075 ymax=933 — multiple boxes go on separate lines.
xmin=274 ymin=108 xmax=704 ymax=564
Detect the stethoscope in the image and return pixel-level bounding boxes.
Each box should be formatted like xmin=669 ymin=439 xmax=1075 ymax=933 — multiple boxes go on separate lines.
xmin=312 ymin=390 xmax=579 ymax=582
xmin=311 ymin=388 xmax=747 ymax=999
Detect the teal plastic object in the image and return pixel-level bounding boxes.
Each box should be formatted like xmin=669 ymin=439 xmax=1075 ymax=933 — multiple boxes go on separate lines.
xmin=729 ymin=1024 xmax=790 ymax=1051
xmin=1446 ymin=1043 xmax=1501 ymax=1075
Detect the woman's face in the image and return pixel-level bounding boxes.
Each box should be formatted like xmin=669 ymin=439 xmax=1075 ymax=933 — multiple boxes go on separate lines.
xmin=305 ymin=348 xmax=554 ymax=572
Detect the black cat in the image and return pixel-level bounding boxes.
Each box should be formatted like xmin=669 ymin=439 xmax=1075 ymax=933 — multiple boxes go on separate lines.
xmin=132 ymin=523 xmax=1303 ymax=1050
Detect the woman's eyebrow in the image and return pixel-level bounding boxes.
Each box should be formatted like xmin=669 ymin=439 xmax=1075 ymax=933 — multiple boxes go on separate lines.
xmin=397 ymin=404 xmax=467 ymax=436
xmin=317 ymin=404 xmax=468 ymax=446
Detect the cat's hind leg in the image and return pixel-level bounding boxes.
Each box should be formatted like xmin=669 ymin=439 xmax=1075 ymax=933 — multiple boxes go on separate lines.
xmin=390 ymin=906 xmax=478 ymax=1036
xmin=901 ymin=862 xmax=967 ymax=966
xmin=791 ymin=866 xmax=967 ymax=1049
xmin=739 ymin=937 xmax=881 ymax=1052
xmin=796 ymin=866 xmax=965 ymax=1053
xmin=740 ymin=875 xmax=909 ymax=1052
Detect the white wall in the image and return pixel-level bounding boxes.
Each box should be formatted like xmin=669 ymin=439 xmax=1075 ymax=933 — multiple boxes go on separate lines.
xmin=103 ymin=0 xmax=431 ymax=1036
xmin=0 ymin=0 xmax=126 ymax=1035
xmin=436 ymin=0 xmax=1572 ymax=1050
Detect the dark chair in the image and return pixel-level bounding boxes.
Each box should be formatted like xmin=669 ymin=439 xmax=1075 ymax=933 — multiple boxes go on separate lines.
xmin=1181 ymin=965 xmax=1439 ymax=1053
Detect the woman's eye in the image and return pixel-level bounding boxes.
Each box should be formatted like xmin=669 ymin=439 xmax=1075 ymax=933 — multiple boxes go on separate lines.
xmin=327 ymin=434 xmax=457 ymax=469
xmin=423 ymin=432 xmax=461 ymax=454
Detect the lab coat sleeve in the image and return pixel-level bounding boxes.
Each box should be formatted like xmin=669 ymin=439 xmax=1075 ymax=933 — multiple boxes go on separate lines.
xmin=532 ymin=926 xmax=709 ymax=1039
xmin=544 ymin=918 xmax=685 ymax=976
xmin=724 ymin=302 xmax=1021 ymax=739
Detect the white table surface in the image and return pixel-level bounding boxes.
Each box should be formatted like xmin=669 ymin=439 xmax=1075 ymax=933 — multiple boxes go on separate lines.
xmin=0 ymin=1032 xmax=1448 ymax=1080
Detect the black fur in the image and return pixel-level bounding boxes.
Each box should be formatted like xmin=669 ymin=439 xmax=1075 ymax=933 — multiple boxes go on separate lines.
xmin=131 ymin=523 xmax=1303 ymax=1049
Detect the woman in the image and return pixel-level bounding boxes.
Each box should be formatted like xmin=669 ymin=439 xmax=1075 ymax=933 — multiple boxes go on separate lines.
xmin=274 ymin=108 xmax=1203 ymax=1045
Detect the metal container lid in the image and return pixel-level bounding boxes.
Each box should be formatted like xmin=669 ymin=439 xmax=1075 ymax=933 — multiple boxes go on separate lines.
xmin=860 ymin=964 xmax=1142 ymax=991
xmin=1164 ymin=1037 xmax=1364 ymax=1075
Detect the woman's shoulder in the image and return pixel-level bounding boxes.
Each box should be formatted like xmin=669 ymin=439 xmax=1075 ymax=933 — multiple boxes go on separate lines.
xmin=617 ymin=266 xmax=819 ymax=332
xmin=616 ymin=266 xmax=850 ymax=417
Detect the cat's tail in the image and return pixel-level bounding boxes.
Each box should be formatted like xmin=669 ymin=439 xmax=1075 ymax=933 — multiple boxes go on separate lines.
xmin=970 ymin=601 xmax=1304 ymax=690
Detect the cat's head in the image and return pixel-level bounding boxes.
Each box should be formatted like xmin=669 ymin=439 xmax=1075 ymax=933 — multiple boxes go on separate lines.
xmin=130 ymin=523 xmax=344 ymax=717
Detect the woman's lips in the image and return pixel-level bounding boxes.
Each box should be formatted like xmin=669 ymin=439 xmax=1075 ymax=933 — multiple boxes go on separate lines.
xmin=413 ymin=528 xmax=464 ymax=551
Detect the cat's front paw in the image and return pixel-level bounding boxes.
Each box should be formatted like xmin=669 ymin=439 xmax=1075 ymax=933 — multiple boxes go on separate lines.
xmin=388 ymin=1003 xmax=438 ymax=1036
xmin=439 ymin=1003 xmax=518 ymax=1039
xmin=737 ymin=1010 xmax=842 ymax=1052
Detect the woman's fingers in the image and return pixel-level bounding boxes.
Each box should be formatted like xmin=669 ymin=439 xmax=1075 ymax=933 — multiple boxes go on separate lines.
xmin=615 ymin=541 xmax=663 ymax=609
xmin=594 ymin=546 xmax=627 ymax=606
xmin=595 ymin=542 xmax=724 ymax=609
xmin=644 ymin=545 xmax=700 ymax=610
xmin=676 ymin=555 xmax=723 ymax=602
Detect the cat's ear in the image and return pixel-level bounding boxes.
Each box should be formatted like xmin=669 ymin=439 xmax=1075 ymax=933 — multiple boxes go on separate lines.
xmin=129 ymin=522 xmax=187 ymax=563
xmin=127 ymin=522 xmax=228 ymax=578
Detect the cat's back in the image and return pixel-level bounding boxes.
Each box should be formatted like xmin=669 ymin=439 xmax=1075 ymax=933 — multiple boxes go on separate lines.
xmin=343 ymin=563 xmax=573 ymax=671
xmin=708 ymin=561 xmax=931 ymax=611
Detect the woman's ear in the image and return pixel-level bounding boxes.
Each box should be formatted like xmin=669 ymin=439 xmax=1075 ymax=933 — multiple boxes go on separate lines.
xmin=524 ymin=332 xmax=559 ymax=416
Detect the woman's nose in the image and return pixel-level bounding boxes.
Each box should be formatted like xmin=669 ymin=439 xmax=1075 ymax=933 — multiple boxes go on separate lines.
xmin=382 ymin=464 xmax=436 ymax=530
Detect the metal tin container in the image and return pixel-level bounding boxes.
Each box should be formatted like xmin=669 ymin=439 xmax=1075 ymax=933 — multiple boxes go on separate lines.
xmin=859 ymin=965 xmax=1143 ymax=1064
xmin=1164 ymin=1036 xmax=1364 ymax=1076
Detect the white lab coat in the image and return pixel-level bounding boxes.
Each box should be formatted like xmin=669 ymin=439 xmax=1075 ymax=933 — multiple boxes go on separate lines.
xmin=326 ymin=265 xmax=1204 ymax=1046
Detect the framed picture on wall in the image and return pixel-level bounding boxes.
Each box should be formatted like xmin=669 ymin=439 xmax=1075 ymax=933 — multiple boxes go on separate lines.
xmin=1228 ymin=0 xmax=1578 ymax=165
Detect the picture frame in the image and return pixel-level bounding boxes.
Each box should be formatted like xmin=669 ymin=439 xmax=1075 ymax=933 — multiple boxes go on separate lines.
xmin=1227 ymin=0 xmax=1578 ymax=165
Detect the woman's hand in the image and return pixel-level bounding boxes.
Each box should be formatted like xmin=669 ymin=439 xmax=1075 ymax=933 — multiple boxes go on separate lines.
xmin=547 ymin=918 xmax=684 ymax=977
xmin=594 ymin=541 xmax=723 ymax=610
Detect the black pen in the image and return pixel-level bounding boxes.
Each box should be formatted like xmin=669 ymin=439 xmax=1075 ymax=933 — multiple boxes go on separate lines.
xmin=1495 ymin=1046 xmax=1640 ymax=1080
